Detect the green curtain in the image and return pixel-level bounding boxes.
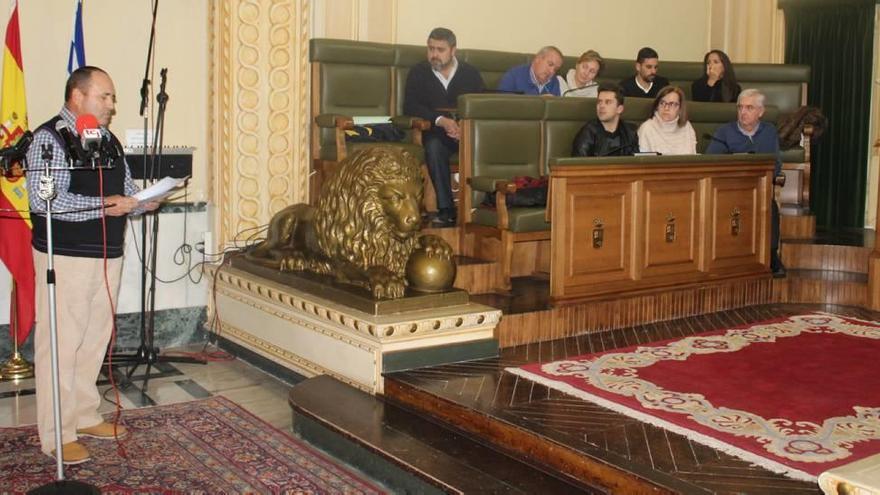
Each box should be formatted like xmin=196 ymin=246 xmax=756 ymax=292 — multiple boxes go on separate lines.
xmin=782 ymin=0 xmax=875 ymax=229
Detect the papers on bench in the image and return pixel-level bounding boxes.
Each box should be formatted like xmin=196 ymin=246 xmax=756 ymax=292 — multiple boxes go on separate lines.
xmin=352 ymin=116 xmax=391 ymax=126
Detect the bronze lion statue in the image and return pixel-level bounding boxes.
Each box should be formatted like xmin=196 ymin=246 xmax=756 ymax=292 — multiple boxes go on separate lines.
xmin=246 ymin=146 xmax=454 ymax=299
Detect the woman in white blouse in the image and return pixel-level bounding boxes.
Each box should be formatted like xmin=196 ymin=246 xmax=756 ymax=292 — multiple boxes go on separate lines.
xmin=558 ymin=50 xmax=603 ymax=98
xmin=637 ymin=86 xmax=697 ymax=155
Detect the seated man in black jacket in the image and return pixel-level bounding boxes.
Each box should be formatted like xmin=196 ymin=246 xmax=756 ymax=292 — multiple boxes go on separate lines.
xmin=571 ymin=85 xmax=639 ymax=157
xmin=404 ymin=27 xmax=485 ymax=226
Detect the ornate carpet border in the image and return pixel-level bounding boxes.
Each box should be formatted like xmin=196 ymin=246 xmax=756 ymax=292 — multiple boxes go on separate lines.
xmin=505 ymin=366 xmax=816 ymax=482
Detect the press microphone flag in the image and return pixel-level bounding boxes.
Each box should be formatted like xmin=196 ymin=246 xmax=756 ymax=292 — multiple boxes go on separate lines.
xmin=75 ymin=113 xmax=101 ymax=152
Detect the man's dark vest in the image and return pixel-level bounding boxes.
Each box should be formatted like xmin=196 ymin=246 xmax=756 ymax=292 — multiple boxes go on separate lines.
xmin=30 ymin=115 xmax=128 ymax=258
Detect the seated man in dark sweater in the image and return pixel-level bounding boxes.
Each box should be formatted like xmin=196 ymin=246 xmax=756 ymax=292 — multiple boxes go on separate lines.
xmin=404 ymin=27 xmax=485 ymax=226
xmin=618 ymin=47 xmax=669 ymax=99
xmin=571 ymin=85 xmax=639 ymax=157
xmin=706 ymin=88 xmax=785 ymax=277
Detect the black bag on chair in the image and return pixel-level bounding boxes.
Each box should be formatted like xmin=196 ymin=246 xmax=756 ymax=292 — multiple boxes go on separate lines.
xmin=344 ymin=123 xmax=405 ymax=143
xmin=481 ymin=176 xmax=548 ymax=208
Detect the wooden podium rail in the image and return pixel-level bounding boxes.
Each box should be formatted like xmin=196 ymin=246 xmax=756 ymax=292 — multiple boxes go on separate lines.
xmin=549 ymin=154 xmax=776 ymax=305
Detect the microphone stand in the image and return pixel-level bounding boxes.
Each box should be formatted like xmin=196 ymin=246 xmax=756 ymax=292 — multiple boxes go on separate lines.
xmin=109 ymin=68 xmax=204 ymax=389
xmin=30 ymin=144 xmax=98 ymax=494
xmin=562 ymin=82 xmax=598 ymax=97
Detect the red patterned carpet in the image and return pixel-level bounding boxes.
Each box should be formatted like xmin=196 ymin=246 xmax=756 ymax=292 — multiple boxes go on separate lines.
xmin=508 ymin=312 xmax=880 ymax=482
xmin=0 ymin=395 xmax=384 ymax=494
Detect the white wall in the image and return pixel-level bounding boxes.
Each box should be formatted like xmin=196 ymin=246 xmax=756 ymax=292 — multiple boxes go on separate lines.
xmin=0 ymin=0 xmax=210 ymax=325
xmin=315 ymin=0 xmax=712 ymax=61
xmin=394 ymin=0 xmax=711 ymax=61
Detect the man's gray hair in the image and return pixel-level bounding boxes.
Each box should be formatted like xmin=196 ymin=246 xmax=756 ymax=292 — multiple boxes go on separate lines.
xmin=428 ymin=27 xmax=456 ymax=48
xmin=738 ymin=88 xmax=765 ymax=108
xmin=537 ymin=46 xmax=563 ymax=60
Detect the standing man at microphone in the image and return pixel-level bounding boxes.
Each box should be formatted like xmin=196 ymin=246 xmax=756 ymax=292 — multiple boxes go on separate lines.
xmin=706 ymin=88 xmax=785 ymax=277
xmin=25 ymin=66 xmax=159 ymax=464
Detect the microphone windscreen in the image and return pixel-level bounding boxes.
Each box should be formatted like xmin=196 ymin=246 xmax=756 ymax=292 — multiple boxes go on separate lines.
xmin=75 ymin=113 xmax=100 ymax=134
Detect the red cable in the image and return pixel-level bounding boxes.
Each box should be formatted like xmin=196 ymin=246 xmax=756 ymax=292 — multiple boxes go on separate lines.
xmin=97 ymin=168 xmax=128 ymax=458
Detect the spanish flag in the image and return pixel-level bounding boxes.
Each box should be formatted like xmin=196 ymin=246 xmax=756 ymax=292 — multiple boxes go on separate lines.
xmin=0 ymin=0 xmax=35 ymax=344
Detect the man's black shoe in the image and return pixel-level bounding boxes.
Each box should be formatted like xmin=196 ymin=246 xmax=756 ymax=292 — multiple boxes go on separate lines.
xmin=771 ymin=256 xmax=787 ymax=279
xmin=431 ymin=215 xmax=456 ymax=227
xmin=431 ymin=208 xmax=457 ymax=227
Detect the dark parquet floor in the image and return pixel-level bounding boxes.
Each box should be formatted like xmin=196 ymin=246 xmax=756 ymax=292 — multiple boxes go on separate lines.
xmin=387 ymin=303 xmax=880 ymax=494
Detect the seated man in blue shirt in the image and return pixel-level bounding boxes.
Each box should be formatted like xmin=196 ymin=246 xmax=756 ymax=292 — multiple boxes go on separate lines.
xmin=497 ymin=46 xmax=563 ymax=96
xmin=706 ymin=88 xmax=785 ymax=277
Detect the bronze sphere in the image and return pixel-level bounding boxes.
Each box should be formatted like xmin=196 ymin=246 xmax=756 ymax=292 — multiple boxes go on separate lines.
xmin=405 ymin=247 xmax=456 ymax=293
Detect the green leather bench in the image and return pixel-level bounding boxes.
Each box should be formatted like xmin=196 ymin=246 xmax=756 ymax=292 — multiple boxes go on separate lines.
xmin=456 ymin=93 xmax=808 ymax=291
xmin=309 ymin=38 xmax=811 ymax=205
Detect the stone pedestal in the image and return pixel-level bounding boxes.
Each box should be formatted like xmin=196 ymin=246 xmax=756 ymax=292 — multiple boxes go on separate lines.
xmin=209 ymin=264 xmax=501 ymax=393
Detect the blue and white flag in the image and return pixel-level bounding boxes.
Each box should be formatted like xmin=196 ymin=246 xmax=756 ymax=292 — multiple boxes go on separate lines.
xmin=67 ymin=0 xmax=85 ymax=74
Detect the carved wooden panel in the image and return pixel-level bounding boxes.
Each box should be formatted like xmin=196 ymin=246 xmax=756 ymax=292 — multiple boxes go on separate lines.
xmin=707 ymin=176 xmax=766 ymax=272
xmin=563 ymin=181 xmax=633 ymax=288
xmin=641 ymin=179 xmax=701 ymax=279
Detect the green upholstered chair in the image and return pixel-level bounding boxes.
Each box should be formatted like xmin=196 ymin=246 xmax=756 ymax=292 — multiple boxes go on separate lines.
xmin=309 ymin=39 xmax=429 ymax=203
xmin=458 ymin=94 xmax=547 ymax=291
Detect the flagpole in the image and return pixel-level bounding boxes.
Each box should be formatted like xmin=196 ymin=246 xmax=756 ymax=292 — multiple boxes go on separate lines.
xmin=0 ymin=280 xmax=35 ymax=381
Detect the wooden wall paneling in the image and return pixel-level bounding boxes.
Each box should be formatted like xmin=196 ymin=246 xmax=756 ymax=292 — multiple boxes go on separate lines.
xmin=497 ymin=276 xmax=775 ymax=347
xmin=780 ymin=214 xmax=816 ymax=239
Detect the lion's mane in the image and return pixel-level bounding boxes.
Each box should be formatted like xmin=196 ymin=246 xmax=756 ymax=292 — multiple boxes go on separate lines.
xmin=313 ymin=146 xmax=423 ymax=277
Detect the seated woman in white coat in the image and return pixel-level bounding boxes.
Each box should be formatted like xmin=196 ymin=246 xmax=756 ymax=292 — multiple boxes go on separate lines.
xmin=637 ymin=86 xmax=697 ymax=155
xmin=558 ymin=50 xmax=603 ymax=97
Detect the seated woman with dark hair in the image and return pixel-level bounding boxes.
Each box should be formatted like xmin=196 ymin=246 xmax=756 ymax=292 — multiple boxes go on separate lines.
xmin=558 ymin=50 xmax=603 ymax=97
xmin=637 ymin=86 xmax=696 ymax=155
xmin=691 ymin=49 xmax=741 ymax=103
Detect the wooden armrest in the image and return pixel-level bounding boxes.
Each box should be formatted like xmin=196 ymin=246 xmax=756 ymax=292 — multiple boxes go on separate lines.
xmin=390 ymin=116 xmax=430 ymax=146
xmin=314 ymin=114 xmax=355 ymax=161
xmin=314 ymin=114 xmax=354 ymax=130
xmin=495 ymin=184 xmax=511 ymax=229
xmin=391 ymin=116 xmax=431 ymax=131
xmin=495 ymin=181 xmax=517 ymax=194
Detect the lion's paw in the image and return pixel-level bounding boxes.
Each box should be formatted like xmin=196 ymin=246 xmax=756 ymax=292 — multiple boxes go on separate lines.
xmin=279 ymin=252 xmax=308 ymax=272
xmin=369 ymin=270 xmax=407 ymax=299
xmin=419 ymin=234 xmax=454 ymax=260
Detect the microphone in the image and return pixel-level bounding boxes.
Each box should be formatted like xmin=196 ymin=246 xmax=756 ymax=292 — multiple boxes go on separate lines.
xmin=0 ymin=130 xmax=33 ymax=160
xmin=702 ymin=133 xmax=729 ymax=152
xmin=55 ymin=120 xmax=88 ymax=165
xmin=562 ymin=82 xmax=598 ymax=96
xmin=702 ymin=133 xmax=755 ymax=154
xmin=75 ymin=113 xmax=102 ymax=154
xmin=74 ymin=113 xmax=116 ymax=168
xmin=598 ymin=142 xmax=638 ymax=157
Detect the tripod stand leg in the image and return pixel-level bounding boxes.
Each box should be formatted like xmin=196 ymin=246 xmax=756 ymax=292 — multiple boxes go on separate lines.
xmin=142 ymin=362 xmax=153 ymax=390
xmin=125 ymin=362 xmax=141 ymax=382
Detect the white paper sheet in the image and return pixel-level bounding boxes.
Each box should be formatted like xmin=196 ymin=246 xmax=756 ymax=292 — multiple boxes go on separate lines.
xmin=133 ymin=176 xmax=188 ymax=204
